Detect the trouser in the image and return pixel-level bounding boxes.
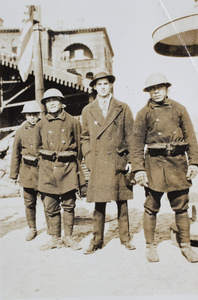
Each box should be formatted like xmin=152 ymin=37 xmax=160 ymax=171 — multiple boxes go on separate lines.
xmin=91 ymin=200 xmax=130 ymax=246
xmin=143 ymin=188 xmax=190 ymax=244
xmin=23 ymin=188 xmax=37 ymax=229
xmin=43 ymin=190 xmax=76 ymax=237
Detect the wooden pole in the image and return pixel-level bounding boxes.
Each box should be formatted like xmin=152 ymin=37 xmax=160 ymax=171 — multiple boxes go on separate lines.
xmin=33 ymin=6 xmax=45 ymax=110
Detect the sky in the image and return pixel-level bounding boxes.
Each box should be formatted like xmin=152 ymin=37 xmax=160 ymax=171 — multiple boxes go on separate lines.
xmin=1 ymin=0 xmax=198 ymax=127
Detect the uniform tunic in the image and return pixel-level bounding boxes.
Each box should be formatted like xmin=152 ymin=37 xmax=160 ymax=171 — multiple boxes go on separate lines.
xmin=131 ymin=98 xmax=198 ymax=192
xmin=10 ymin=121 xmax=38 ymax=190
xmin=81 ymin=97 xmax=134 ymax=203
xmin=34 ymin=110 xmax=85 ymax=195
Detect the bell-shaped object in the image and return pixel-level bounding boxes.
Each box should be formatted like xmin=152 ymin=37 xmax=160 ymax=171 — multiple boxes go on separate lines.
xmin=153 ymin=1 xmax=198 ymax=57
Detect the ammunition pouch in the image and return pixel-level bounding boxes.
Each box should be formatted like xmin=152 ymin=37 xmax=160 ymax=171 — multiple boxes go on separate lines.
xmin=147 ymin=142 xmax=189 ymax=156
xmin=39 ymin=149 xmax=77 ymax=162
xmin=23 ymin=155 xmax=38 ymax=167
xmin=57 ymin=151 xmax=77 ymax=162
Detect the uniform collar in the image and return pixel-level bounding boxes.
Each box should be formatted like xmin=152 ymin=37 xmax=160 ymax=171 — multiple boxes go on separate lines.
xmin=148 ymin=97 xmax=171 ymax=109
xmin=24 ymin=121 xmax=35 ymax=129
xmin=46 ymin=109 xmax=66 ymax=121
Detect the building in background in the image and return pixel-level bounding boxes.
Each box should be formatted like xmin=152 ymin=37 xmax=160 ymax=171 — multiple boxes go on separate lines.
xmin=0 ymin=23 xmax=114 ymax=138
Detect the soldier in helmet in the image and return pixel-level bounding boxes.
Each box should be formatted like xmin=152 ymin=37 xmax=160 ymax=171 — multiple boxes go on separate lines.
xmin=131 ymin=73 xmax=198 ymax=263
xmin=34 ymin=88 xmax=86 ymax=251
xmin=10 ymin=101 xmax=42 ymax=241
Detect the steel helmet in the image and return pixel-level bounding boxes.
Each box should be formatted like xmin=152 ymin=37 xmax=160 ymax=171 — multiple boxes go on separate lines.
xmin=143 ymin=73 xmax=171 ymax=92
xmin=41 ymin=88 xmax=65 ymax=104
xmin=21 ymin=101 xmax=42 ymax=114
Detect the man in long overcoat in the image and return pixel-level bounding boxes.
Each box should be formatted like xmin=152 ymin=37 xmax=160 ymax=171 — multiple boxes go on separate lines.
xmin=131 ymin=73 xmax=198 ymax=263
xmin=10 ymin=101 xmax=42 ymax=241
xmin=81 ymin=71 xmax=135 ymax=254
xmin=34 ymin=88 xmax=85 ymax=251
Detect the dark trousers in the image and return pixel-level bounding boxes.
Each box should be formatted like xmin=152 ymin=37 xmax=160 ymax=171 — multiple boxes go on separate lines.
xmin=143 ymin=188 xmax=190 ymax=244
xmin=23 ymin=188 xmax=37 ymax=228
xmin=43 ymin=190 xmax=76 ymax=237
xmin=91 ymin=200 xmax=130 ymax=246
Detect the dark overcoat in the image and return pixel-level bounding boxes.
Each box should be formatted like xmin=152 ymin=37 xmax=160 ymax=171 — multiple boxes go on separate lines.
xmin=131 ymin=98 xmax=198 ymax=193
xmin=10 ymin=121 xmax=38 ymax=190
xmin=81 ymin=97 xmax=134 ymax=203
xmin=34 ymin=110 xmax=85 ymax=195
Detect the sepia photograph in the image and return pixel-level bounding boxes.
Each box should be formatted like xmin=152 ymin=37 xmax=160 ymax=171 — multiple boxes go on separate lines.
xmin=0 ymin=0 xmax=198 ymax=299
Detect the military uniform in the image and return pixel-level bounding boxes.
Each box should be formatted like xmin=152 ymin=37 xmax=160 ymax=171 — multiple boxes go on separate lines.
xmin=131 ymin=75 xmax=198 ymax=262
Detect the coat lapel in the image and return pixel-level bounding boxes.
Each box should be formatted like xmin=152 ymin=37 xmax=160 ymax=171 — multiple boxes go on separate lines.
xmin=89 ymin=100 xmax=104 ymax=126
xmin=97 ymin=98 xmax=123 ymax=138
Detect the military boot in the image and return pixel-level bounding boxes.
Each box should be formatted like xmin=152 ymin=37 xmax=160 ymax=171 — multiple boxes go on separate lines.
xmin=40 ymin=213 xmax=62 ymax=251
xmin=25 ymin=207 xmax=37 ymax=241
xmin=62 ymin=236 xmax=82 ymax=250
xmin=62 ymin=210 xmax=81 ymax=250
xmin=146 ymin=243 xmax=159 ymax=262
xmin=180 ymin=243 xmax=198 ymax=263
xmin=26 ymin=228 xmax=37 ymax=241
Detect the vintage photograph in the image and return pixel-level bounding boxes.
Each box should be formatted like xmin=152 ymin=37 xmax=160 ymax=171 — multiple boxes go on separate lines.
xmin=0 ymin=0 xmax=198 ymax=299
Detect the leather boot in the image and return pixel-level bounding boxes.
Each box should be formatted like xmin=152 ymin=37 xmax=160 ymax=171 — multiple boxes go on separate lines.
xmin=146 ymin=243 xmax=159 ymax=262
xmin=180 ymin=243 xmax=198 ymax=263
xmin=25 ymin=207 xmax=37 ymax=241
xmin=40 ymin=213 xmax=62 ymax=251
xmin=62 ymin=210 xmax=82 ymax=250
xmin=143 ymin=211 xmax=156 ymax=244
xmin=175 ymin=211 xmax=198 ymax=262
xmin=44 ymin=210 xmax=52 ymax=235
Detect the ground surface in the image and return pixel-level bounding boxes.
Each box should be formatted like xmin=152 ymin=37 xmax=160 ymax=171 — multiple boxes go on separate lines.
xmin=1 ymin=181 xmax=198 ymax=300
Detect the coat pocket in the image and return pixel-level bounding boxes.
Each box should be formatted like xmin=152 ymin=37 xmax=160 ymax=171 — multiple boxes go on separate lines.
xmin=116 ymin=148 xmax=128 ymax=172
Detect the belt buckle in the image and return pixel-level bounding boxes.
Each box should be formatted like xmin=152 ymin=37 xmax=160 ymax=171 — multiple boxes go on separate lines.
xmin=166 ymin=144 xmax=171 ymax=156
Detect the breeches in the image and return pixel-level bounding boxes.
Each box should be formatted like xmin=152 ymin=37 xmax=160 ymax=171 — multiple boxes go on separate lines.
xmin=144 ymin=188 xmax=189 ymax=214
xmin=23 ymin=188 xmax=37 ymax=209
xmin=43 ymin=189 xmax=76 ymax=217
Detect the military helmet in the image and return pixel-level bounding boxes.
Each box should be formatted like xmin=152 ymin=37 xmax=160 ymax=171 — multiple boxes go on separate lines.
xmin=143 ymin=73 xmax=171 ymax=92
xmin=41 ymin=88 xmax=65 ymax=104
xmin=21 ymin=101 xmax=42 ymax=114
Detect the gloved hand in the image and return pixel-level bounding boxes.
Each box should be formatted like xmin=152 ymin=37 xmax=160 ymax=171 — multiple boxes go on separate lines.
xmin=134 ymin=171 xmax=148 ymax=187
xmin=186 ymin=165 xmax=198 ymax=180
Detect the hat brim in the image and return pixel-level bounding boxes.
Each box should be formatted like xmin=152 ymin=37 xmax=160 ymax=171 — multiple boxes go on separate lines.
xmin=143 ymin=82 xmax=172 ymax=92
xmin=41 ymin=96 xmax=65 ymax=105
xmin=90 ymin=75 xmax=115 ymax=87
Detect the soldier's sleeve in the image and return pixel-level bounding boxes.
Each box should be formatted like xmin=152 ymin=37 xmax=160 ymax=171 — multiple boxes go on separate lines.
xmin=123 ymin=103 xmax=134 ymax=163
xmin=33 ymin=120 xmax=43 ymax=157
xmin=9 ymin=129 xmax=22 ymax=180
xmin=131 ymin=108 xmax=148 ymax=172
xmin=181 ymin=106 xmax=198 ymax=165
xmin=81 ymin=106 xmax=91 ymax=157
xmin=73 ymin=117 xmax=83 ymax=162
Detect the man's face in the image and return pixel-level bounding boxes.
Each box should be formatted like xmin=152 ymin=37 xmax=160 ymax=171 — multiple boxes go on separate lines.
xmin=148 ymin=84 xmax=167 ymax=102
xmin=25 ymin=113 xmax=40 ymax=125
xmin=94 ymin=78 xmax=112 ymax=98
xmin=45 ymin=98 xmax=62 ymax=114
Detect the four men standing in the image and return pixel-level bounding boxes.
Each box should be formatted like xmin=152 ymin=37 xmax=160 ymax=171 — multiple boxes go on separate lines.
xmin=9 ymin=71 xmax=198 ymax=263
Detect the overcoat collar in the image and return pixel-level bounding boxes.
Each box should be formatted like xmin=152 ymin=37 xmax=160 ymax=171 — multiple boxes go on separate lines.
xmin=89 ymin=98 xmax=123 ymax=138
xmin=148 ymin=97 xmax=172 ymax=109
xmin=45 ymin=109 xmax=66 ymax=121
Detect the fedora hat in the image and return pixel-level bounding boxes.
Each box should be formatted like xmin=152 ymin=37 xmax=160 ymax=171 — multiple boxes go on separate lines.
xmin=89 ymin=71 xmax=116 ymax=87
